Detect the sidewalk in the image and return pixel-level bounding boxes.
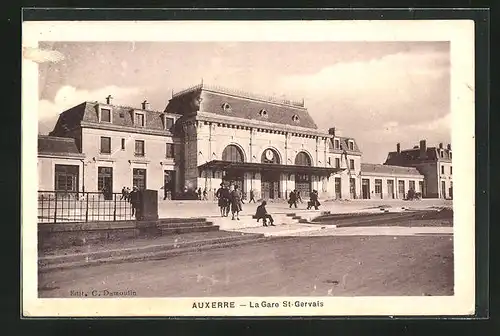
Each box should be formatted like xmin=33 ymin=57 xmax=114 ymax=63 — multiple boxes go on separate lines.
xmin=156 ymin=198 xmax=453 ymax=219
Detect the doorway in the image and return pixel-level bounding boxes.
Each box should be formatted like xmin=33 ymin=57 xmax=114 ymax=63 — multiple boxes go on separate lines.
xmin=163 ymin=170 xmax=176 ymax=200
xmin=223 ymin=170 xmax=245 ymax=198
xmin=398 ymin=180 xmax=405 ymax=199
xmin=349 ymin=178 xmax=356 ymax=199
xmin=362 ymin=179 xmax=370 ymax=199
xmin=387 ymin=180 xmax=395 ymax=199
xmin=295 ymin=173 xmax=311 ymax=198
xmin=97 ymin=167 xmax=113 ymax=200
xmin=335 ymin=177 xmax=342 ymax=199
xmin=441 ymin=181 xmax=446 ymax=199
xmin=261 ymin=171 xmax=280 ymax=199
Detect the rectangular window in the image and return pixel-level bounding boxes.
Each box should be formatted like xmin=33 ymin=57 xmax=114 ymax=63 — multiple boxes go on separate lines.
xmin=441 ymin=165 xmax=445 ymax=174
xmin=166 ymin=143 xmax=175 ymax=159
xmin=135 ymin=113 xmax=145 ymax=127
xmin=335 ymin=158 xmax=340 ymax=168
xmin=440 ymin=150 xmax=444 ymax=158
xmin=449 ymin=152 xmax=452 ymax=159
xmin=100 ymin=136 xmax=111 ymax=154
xmin=97 ymin=167 xmax=113 ymax=194
xmin=374 ymin=179 xmax=382 ymax=194
xmin=121 ymin=138 xmax=125 ymax=150
xmin=348 ymin=140 xmax=354 ymax=151
xmin=334 ymin=139 xmax=340 ymax=149
xmin=133 ymin=168 xmax=147 ymax=190
xmin=349 ymin=159 xmax=355 ymax=170
xmin=135 ymin=140 xmax=145 ymax=156
xmin=450 ymin=166 xmax=452 ymax=175
xmin=398 ymin=180 xmax=405 ymax=196
xmin=409 ymin=180 xmax=416 ymax=190
xmin=100 ymin=108 xmax=111 ymax=122
xmin=54 ymin=164 xmax=79 ymax=192
xmin=164 ymin=117 xmax=174 ymax=130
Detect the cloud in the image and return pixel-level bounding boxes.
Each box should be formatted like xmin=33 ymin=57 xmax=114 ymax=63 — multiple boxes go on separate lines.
xmin=278 ymin=50 xmax=449 ymax=129
xmin=38 ymin=85 xmax=143 ymax=134
xmin=23 ymin=47 xmax=65 ymax=64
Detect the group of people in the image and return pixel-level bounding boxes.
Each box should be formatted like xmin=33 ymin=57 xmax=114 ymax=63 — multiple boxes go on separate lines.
xmin=288 ymin=189 xmax=321 ymax=210
xmin=120 ymin=186 xmax=141 ymax=217
xmin=215 ymin=182 xmax=275 ymax=226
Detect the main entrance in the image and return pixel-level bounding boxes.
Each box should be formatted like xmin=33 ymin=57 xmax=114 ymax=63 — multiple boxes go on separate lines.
xmin=261 ymin=171 xmax=280 ymax=199
xmin=295 ymin=173 xmax=311 ymax=198
xmin=163 ymin=170 xmax=176 ymax=200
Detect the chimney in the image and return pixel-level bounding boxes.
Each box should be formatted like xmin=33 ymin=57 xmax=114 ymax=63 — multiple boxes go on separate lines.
xmin=142 ymin=100 xmax=150 ymax=110
xmin=439 ymin=142 xmax=443 ymax=149
xmin=396 ymin=143 xmax=401 ymax=153
xmin=105 ymin=95 xmax=113 ymax=105
xmin=447 ymin=144 xmax=451 ymax=150
xmin=419 ymin=139 xmax=427 ymax=158
xmin=328 ymin=127 xmax=336 ymax=136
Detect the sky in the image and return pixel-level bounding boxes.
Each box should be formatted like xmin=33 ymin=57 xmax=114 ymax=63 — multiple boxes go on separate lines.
xmin=37 ymin=41 xmax=451 ymax=163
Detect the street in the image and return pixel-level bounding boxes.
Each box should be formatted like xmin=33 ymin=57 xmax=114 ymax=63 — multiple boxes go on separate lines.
xmin=39 ymin=234 xmax=453 ymax=298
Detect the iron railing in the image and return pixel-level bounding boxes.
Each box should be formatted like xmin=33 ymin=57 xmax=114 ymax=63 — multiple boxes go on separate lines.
xmin=38 ymin=191 xmax=134 ymax=224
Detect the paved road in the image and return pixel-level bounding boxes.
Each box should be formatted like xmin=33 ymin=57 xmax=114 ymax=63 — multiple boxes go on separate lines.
xmin=39 ymin=234 xmax=453 ymax=298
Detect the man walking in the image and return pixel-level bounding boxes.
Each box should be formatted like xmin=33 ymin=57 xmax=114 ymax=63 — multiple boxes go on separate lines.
xmin=248 ymin=189 xmax=256 ymax=203
xmin=288 ymin=189 xmax=298 ymax=208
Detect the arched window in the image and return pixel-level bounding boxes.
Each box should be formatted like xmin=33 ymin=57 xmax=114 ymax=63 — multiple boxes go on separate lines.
xmin=295 ymin=151 xmax=312 ymax=166
xmin=222 ymin=145 xmax=244 ymax=163
xmin=261 ymin=148 xmax=280 ymax=164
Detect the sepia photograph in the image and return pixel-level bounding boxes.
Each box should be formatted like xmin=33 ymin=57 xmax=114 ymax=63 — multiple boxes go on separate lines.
xmin=22 ymin=20 xmax=475 ymax=317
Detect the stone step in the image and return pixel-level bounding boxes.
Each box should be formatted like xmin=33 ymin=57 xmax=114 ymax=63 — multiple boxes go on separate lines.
xmin=156 ymin=221 xmax=214 ymax=229
xmin=159 ymin=224 xmax=220 ymax=235
xmin=317 ymin=213 xmax=424 ymax=228
xmin=312 ymin=211 xmax=419 ymax=223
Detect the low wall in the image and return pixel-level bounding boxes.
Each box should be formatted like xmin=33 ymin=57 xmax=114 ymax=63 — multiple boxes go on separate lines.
xmin=38 ymin=220 xmax=160 ymax=251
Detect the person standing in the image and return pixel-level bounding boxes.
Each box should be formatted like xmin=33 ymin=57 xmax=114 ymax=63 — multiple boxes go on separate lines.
xmin=129 ymin=186 xmax=140 ymax=218
xmin=297 ymin=190 xmax=303 ymax=203
xmin=255 ymin=200 xmax=275 ymax=227
xmin=120 ymin=187 xmax=127 ymax=200
xmin=288 ymin=189 xmax=298 ymax=208
xmin=216 ymin=183 xmax=228 ymax=217
xmin=308 ymin=189 xmax=320 ymax=210
xmin=203 ymin=188 xmax=208 ymax=200
xmin=230 ymin=184 xmax=243 ymax=220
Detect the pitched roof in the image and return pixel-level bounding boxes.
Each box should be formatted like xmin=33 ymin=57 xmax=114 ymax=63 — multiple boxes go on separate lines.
xmin=361 ymin=163 xmax=423 ymax=176
xmin=49 ymin=102 xmax=180 ymax=136
xmin=327 ymin=137 xmax=361 ymax=153
xmin=38 ymin=135 xmax=82 ymax=156
xmin=165 ymin=84 xmax=318 ymax=129
xmin=384 ymin=146 xmax=451 ymax=165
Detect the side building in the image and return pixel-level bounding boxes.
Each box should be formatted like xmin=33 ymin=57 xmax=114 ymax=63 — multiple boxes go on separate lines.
xmin=384 ymin=140 xmax=453 ymax=199
xmin=42 ymin=97 xmax=183 ymax=199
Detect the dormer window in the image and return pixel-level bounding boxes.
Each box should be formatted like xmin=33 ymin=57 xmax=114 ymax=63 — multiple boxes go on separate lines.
xmin=164 ymin=115 xmax=174 ymax=130
xmin=449 ymin=151 xmax=452 ymax=159
xmin=334 ymin=139 xmax=340 ymax=149
xmin=259 ymin=109 xmax=268 ymax=118
xmin=292 ymin=114 xmax=300 ymax=123
xmin=440 ymin=150 xmax=444 ymax=158
xmin=348 ymin=140 xmax=354 ymax=151
xmin=99 ymin=107 xmax=112 ymax=123
xmin=134 ymin=112 xmax=145 ymax=127
xmin=222 ymin=103 xmax=232 ymax=113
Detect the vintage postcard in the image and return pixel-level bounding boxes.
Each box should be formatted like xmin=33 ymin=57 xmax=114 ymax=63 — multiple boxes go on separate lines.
xmin=22 ymin=19 xmax=475 ymax=317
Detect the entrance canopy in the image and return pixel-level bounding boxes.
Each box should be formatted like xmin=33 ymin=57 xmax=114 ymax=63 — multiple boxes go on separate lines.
xmin=198 ymin=160 xmax=343 ymax=177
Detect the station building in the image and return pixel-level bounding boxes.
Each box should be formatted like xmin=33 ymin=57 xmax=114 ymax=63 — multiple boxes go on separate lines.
xmin=37 ymin=83 xmax=440 ymax=201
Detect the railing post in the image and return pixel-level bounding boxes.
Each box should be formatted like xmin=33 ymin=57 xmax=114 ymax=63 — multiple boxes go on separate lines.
xmin=53 ymin=192 xmax=58 ymax=224
xmin=85 ymin=192 xmax=89 ymax=222
xmin=113 ymin=193 xmax=117 ymax=221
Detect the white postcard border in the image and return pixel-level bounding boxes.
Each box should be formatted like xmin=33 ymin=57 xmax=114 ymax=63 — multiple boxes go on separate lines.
xmin=22 ymin=19 xmax=475 ymax=317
